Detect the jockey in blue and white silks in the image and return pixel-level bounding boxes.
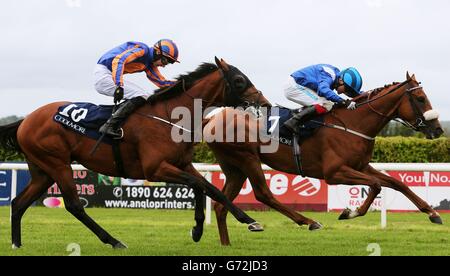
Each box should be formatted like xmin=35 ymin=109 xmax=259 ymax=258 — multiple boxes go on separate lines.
xmin=283 ymin=64 xmax=363 ymax=134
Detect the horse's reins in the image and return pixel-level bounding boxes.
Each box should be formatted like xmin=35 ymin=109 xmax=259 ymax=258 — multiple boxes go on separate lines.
xmin=289 ymin=79 xmax=420 ymax=176
xmin=135 ymin=112 xmax=193 ymax=133
xmin=178 ymin=68 xmax=264 ymax=109
xmin=137 ymin=68 xmax=248 ymax=134
xmin=355 ymin=78 xmax=411 ymax=108
xmin=357 ymin=78 xmax=426 ymax=130
xmin=308 ymin=78 xmax=423 ymax=141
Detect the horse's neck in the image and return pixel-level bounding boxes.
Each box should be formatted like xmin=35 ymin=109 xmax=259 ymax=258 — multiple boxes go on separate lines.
xmin=189 ymin=73 xmax=224 ymax=110
xmin=148 ymin=72 xmax=224 ymax=129
xmin=343 ymin=85 xmax=406 ymax=138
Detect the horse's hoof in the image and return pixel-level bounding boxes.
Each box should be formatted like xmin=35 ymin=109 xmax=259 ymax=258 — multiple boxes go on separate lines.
xmin=191 ymin=227 xmax=203 ymax=243
xmin=248 ymin=222 xmax=264 ymax=232
xmin=338 ymin=208 xmax=352 ymax=220
xmin=12 ymin=243 xmax=21 ymax=250
xmin=429 ymin=215 xmax=443 ymax=225
xmin=339 ymin=208 xmax=359 ymax=220
xmin=308 ymin=222 xmax=323 ymax=231
xmin=113 ymin=241 xmax=128 ymax=249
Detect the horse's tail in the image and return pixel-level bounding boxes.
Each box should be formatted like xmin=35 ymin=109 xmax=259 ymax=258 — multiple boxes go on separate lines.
xmin=0 ymin=120 xmax=24 ymax=154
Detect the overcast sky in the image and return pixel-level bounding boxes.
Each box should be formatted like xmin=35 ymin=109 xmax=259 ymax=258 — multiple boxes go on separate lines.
xmin=1 ymin=0 xmax=449 ymax=120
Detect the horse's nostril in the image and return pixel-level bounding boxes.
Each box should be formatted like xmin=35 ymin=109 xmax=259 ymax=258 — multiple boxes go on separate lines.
xmin=435 ymin=127 xmax=444 ymax=137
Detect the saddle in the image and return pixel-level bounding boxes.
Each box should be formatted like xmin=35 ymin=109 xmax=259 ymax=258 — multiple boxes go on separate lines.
xmin=54 ymin=102 xmax=127 ymax=177
xmin=53 ymin=102 xmax=120 ymax=144
xmin=266 ymin=106 xmax=324 ymax=145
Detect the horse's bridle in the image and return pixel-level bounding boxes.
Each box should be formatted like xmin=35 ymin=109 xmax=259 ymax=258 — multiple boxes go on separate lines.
xmin=157 ymin=68 xmax=264 ymax=128
xmin=220 ymin=68 xmax=266 ymax=109
xmin=404 ymin=86 xmax=427 ymax=130
xmin=359 ymin=79 xmax=427 ymax=131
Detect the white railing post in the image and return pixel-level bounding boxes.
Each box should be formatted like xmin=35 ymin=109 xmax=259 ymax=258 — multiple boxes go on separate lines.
xmin=11 ymin=169 xmax=17 ymax=201
xmin=203 ymin=171 xmax=212 ymax=225
xmin=205 ymin=196 xmax=212 ymax=225
xmin=381 ymin=187 xmax=387 ymax=228
xmin=9 ymin=168 xmax=18 ymax=223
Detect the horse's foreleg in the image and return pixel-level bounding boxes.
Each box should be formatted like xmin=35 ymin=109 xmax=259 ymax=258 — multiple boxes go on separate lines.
xmin=192 ymin=187 xmax=205 ymax=242
xmin=184 ymin=163 xmax=206 ymax=242
xmin=364 ymin=165 xmax=442 ymax=224
xmin=153 ymin=162 xmax=261 ymax=231
xmin=325 ymin=165 xmax=382 ymax=220
xmin=213 ymin=162 xmax=248 ymax=246
xmin=54 ymin=165 xmax=127 ymax=249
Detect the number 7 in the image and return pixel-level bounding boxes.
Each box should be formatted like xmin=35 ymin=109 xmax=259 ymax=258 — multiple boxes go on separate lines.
xmin=268 ymin=116 xmax=280 ymax=134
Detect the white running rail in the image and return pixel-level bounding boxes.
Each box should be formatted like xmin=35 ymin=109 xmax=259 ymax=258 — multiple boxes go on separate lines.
xmin=1 ymin=162 xmax=449 ymax=228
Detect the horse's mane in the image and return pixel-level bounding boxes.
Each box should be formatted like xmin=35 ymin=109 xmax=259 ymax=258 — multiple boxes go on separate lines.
xmin=148 ymin=63 xmax=218 ymax=102
xmin=352 ymin=82 xmax=401 ymax=103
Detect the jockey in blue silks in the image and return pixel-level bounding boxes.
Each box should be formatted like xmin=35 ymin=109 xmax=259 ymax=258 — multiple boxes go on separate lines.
xmin=94 ymin=39 xmax=179 ymax=139
xmin=283 ymin=64 xmax=363 ymax=134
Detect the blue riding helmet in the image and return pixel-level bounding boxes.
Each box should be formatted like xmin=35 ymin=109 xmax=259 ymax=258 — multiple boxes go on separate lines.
xmin=340 ymin=67 xmax=363 ymax=97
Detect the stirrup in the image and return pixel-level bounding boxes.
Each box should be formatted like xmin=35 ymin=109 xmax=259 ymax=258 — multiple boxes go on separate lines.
xmin=112 ymin=128 xmax=124 ymax=140
xmin=284 ymin=119 xmax=300 ymax=134
xmin=287 ymin=127 xmax=300 ymax=135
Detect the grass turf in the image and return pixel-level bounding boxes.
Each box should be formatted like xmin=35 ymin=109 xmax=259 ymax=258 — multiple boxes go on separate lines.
xmin=0 ymin=206 xmax=449 ymax=256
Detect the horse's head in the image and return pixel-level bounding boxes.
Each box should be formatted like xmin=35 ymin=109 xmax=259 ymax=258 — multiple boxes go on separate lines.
xmin=214 ymin=57 xmax=271 ymax=108
xmin=396 ymin=72 xmax=443 ymax=139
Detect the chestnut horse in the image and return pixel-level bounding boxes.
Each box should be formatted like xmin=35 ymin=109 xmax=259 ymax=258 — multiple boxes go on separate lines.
xmin=0 ymin=58 xmax=270 ymax=249
xmin=205 ymin=73 xmax=444 ymax=245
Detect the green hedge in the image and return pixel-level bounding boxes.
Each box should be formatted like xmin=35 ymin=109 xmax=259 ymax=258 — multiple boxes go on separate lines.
xmin=193 ymin=142 xmax=217 ymax=163
xmin=1 ymin=137 xmax=449 ymax=163
xmin=0 ymin=149 xmax=24 ymax=162
xmin=371 ymin=137 xmax=450 ymax=163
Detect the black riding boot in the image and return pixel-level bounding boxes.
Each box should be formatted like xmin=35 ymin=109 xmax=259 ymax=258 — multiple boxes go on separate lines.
xmin=283 ymin=105 xmax=318 ymax=134
xmin=99 ymin=97 xmax=146 ymax=139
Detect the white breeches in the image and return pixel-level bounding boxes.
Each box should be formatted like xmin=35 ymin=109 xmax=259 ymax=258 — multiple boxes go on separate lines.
xmin=283 ymin=77 xmax=334 ymax=111
xmin=93 ymin=64 xmax=150 ymax=100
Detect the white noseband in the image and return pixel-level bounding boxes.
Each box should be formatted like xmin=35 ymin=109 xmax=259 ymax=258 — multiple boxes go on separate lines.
xmin=423 ymin=110 xmax=439 ymax=121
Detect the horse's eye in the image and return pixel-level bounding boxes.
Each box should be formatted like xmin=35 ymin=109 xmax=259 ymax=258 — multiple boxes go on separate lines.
xmin=232 ymin=75 xmax=247 ymax=90
xmin=417 ymin=97 xmax=426 ymax=103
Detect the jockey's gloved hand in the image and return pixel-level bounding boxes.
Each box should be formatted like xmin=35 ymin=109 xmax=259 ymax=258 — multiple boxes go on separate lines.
xmin=114 ymin=86 xmax=124 ymax=104
xmin=343 ymin=99 xmax=357 ymax=110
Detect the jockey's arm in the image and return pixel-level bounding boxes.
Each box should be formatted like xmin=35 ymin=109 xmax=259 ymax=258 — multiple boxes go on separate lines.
xmin=317 ymin=78 xmax=345 ymax=103
xmin=145 ymin=66 xmax=176 ymax=88
xmin=111 ymin=46 xmax=146 ymax=87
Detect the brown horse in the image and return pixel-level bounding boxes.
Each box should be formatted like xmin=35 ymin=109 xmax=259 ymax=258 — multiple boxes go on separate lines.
xmin=204 ymin=73 xmax=444 ymax=245
xmin=0 ymin=58 xmax=270 ymax=249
